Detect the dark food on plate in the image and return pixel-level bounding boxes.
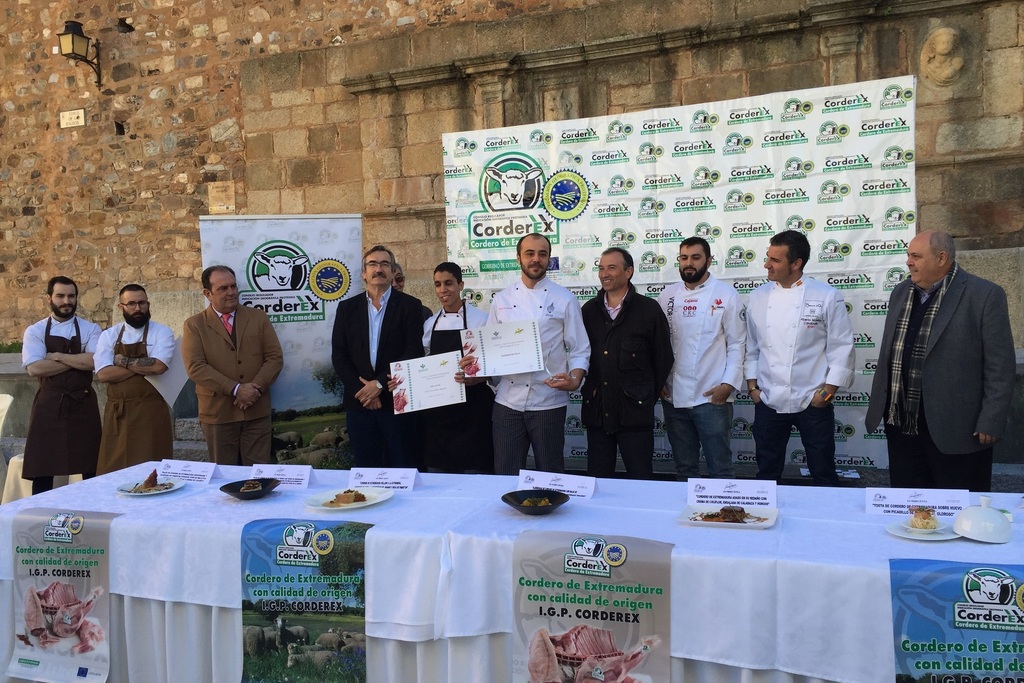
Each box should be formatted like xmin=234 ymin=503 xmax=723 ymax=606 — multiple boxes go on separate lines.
xmin=240 ymin=480 xmax=263 ymax=493
xmin=521 ymin=497 xmax=551 ymax=507
xmin=128 ymin=469 xmax=174 ymax=494
xmin=691 ymin=505 xmax=769 ymax=524
xmin=324 ymin=489 xmax=368 ymax=507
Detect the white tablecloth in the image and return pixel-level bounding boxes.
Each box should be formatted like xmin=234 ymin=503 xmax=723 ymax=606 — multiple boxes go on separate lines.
xmin=0 ymin=463 xmax=1020 ymax=683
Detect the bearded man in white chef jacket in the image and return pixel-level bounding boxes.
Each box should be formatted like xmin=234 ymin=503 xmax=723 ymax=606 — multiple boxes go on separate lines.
xmin=465 ymin=233 xmax=590 ymax=475
xmin=658 ymin=236 xmax=746 ymax=480
xmin=745 ymin=230 xmax=855 ymax=486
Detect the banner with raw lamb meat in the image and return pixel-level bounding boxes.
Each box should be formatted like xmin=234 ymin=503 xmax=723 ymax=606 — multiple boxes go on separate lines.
xmin=240 ymin=518 xmax=370 ymax=683
xmin=512 ymin=530 xmax=672 ymax=682
xmin=7 ymin=508 xmax=119 ymax=683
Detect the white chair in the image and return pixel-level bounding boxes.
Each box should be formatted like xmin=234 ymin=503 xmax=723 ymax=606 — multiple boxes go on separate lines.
xmin=0 ymin=394 xmax=12 ymax=502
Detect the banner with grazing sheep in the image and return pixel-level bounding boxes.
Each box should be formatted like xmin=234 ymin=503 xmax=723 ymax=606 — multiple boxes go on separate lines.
xmin=240 ymin=518 xmax=369 ymax=683
xmin=198 ymin=214 xmax=363 ymax=413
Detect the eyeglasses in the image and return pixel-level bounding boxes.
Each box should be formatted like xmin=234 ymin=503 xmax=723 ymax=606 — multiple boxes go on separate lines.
xmin=365 ymin=260 xmax=392 ymax=269
xmin=119 ymin=301 xmax=150 ymax=309
xmin=393 ymin=275 xmax=406 ymax=283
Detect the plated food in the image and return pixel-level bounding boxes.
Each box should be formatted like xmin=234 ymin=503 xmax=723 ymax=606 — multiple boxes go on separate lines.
xmin=886 ymin=521 xmax=959 ymax=541
xmin=906 ymin=506 xmax=940 ymax=531
xmin=117 ymin=469 xmax=183 ymax=496
xmin=682 ymin=504 xmax=778 ymax=529
xmin=501 ymin=489 xmax=570 ymax=516
xmin=220 ymin=478 xmax=281 ymax=501
xmin=304 ymin=487 xmax=392 ymax=510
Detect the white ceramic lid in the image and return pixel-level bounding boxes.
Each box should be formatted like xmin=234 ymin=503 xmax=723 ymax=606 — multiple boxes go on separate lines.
xmin=952 ymin=495 xmax=1012 ymax=544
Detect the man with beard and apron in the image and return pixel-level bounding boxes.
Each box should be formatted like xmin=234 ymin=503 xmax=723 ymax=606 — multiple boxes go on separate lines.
xmin=22 ymin=276 xmax=102 ymax=495
xmin=94 ymin=284 xmax=175 ymax=475
xmin=420 ymin=262 xmax=494 ymax=473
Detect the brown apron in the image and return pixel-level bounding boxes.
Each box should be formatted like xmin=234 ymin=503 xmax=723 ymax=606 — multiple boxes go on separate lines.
xmin=96 ymin=323 xmax=174 ymax=475
xmin=22 ymin=318 xmax=101 ymax=478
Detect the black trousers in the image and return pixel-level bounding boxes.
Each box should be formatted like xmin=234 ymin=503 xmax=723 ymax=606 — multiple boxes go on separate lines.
xmin=885 ymin=410 xmax=993 ymax=492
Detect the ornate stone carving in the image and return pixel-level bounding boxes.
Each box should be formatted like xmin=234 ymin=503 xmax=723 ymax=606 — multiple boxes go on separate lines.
xmin=919 ymin=27 xmax=965 ymax=87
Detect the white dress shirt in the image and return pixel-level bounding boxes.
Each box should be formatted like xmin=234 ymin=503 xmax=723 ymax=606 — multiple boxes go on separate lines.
xmin=22 ymin=316 xmax=102 ymax=367
xmin=744 ymin=277 xmax=855 ymax=414
xmin=486 ymin=276 xmax=590 ymax=411
xmin=422 ymin=303 xmax=489 ymax=354
xmin=658 ymin=275 xmax=745 ymax=408
xmin=93 ymin=320 xmax=176 ymax=372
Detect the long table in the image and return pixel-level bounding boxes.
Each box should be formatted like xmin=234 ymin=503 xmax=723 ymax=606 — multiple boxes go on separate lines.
xmin=0 ymin=462 xmax=1020 ymax=682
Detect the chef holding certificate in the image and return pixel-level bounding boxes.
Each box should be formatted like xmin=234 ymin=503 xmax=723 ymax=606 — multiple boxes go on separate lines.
xmin=461 ymin=233 xmax=590 ymax=474
xmin=418 ymin=262 xmax=495 ymax=473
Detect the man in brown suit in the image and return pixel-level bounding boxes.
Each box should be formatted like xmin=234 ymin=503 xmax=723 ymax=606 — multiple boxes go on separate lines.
xmin=182 ymin=265 xmax=283 ymax=465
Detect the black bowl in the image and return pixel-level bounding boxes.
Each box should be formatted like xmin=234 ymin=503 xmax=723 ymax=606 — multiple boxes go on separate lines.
xmin=220 ymin=478 xmax=281 ymax=501
xmin=501 ymin=489 xmax=570 ymax=515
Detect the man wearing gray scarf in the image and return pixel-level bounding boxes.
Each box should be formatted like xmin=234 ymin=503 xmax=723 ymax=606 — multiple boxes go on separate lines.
xmin=865 ymin=230 xmax=1014 ymax=491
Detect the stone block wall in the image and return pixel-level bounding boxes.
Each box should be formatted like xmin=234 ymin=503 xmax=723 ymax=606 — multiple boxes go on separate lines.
xmin=0 ymin=0 xmax=1021 ymax=341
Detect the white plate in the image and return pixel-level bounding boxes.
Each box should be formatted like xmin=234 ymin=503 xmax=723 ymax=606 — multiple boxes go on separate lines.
xmin=900 ymin=520 xmax=950 ymax=535
xmin=305 ymin=488 xmax=393 ymax=510
xmin=681 ymin=505 xmax=778 ymax=529
xmin=886 ymin=521 xmax=959 ymax=541
xmin=117 ymin=479 xmax=184 ymax=496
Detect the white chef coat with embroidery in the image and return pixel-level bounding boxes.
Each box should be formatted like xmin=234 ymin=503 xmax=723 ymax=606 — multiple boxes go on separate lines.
xmin=22 ymin=316 xmax=102 ymax=367
xmin=93 ymin=320 xmax=176 ymax=372
xmin=486 ymin=276 xmax=590 ymax=411
xmin=744 ymin=277 xmax=855 ymax=414
xmin=657 ymin=275 xmax=745 ymax=408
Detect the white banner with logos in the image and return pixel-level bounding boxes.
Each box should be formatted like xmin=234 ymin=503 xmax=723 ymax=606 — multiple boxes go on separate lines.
xmin=442 ymin=77 xmax=916 ymax=472
xmin=198 ymin=215 xmax=363 ymax=411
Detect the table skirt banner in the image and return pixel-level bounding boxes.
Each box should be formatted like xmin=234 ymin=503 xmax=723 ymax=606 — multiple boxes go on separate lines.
xmin=512 ymin=530 xmax=672 ymax=683
xmin=240 ymin=518 xmax=370 ymax=682
xmin=890 ymin=559 xmax=1024 ymax=682
xmin=7 ymin=508 xmax=120 ymax=683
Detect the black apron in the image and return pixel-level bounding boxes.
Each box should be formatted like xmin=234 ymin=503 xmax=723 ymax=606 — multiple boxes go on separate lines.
xmin=422 ymin=307 xmax=495 ymax=473
xmin=22 ymin=318 xmax=101 ymax=478
xmin=96 ymin=323 xmax=174 ymax=475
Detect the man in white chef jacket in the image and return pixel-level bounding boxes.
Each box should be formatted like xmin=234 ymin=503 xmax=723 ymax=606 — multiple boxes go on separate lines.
xmin=469 ymin=233 xmax=590 ymax=475
xmin=745 ymin=230 xmax=854 ymax=486
xmin=657 ymin=236 xmax=745 ymax=479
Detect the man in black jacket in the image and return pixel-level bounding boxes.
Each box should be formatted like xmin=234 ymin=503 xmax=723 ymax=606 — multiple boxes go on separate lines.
xmin=331 ymin=245 xmax=426 ymax=467
xmin=581 ymin=248 xmax=674 ymax=479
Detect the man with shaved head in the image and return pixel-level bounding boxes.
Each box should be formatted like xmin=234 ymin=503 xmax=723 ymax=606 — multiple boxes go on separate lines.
xmin=865 ymin=230 xmax=1015 ymax=491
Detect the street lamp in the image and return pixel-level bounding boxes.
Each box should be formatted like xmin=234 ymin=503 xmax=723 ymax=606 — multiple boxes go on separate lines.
xmin=57 ymin=21 xmax=101 ymax=89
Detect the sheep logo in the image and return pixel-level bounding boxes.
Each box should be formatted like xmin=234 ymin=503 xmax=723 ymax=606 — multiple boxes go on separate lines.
xmin=248 ymin=242 xmax=311 ymax=292
xmin=481 ymin=154 xmax=544 ymax=211
xmin=963 ymin=568 xmax=1016 ymax=605
xmin=283 ymin=523 xmax=316 ymax=547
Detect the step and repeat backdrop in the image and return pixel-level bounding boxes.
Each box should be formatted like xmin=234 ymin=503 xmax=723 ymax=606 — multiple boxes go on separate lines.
xmin=442 ymin=76 xmax=917 ymax=474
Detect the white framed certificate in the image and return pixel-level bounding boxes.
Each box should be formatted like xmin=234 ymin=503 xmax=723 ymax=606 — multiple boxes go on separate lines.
xmin=390 ymin=351 xmax=465 ymax=413
xmin=460 ymin=320 xmax=544 ymax=377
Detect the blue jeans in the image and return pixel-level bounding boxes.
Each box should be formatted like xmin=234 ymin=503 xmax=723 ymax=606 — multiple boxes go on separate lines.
xmin=662 ymin=401 xmax=734 ymax=479
xmin=752 ymin=400 xmax=838 ymax=485
xmin=492 ymin=403 xmax=566 ymax=475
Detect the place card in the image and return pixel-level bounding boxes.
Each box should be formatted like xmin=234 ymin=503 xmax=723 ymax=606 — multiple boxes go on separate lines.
xmin=348 ymin=468 xmax=418 ymax=490
xmin=158 ymin=459 xmax=215 ymax=484
xmin=251 ymin=463 xmax=312 ymax=490
xmin=687 ymin=478 xmax=777 ymax=508
xmin=518 ymin=470 xmax=595 ymax=499
xmin=865 ymin=488 xmax=969 ymax=517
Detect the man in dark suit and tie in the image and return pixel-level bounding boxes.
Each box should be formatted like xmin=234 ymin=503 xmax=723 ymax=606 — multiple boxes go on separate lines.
xmin=332 ymin=245 xmax=426 ymax=467
xmin=865 ymin=230 xmax=1015 ymax=491
xmin=182 ymin=265 xmax=283 ymax=465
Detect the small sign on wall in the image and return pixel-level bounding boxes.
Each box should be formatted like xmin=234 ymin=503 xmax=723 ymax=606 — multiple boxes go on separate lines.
xmin=58 ymin=109 xmax=86 ymax=128
xmin=207 ymin=181 xmax=236 ymax=214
